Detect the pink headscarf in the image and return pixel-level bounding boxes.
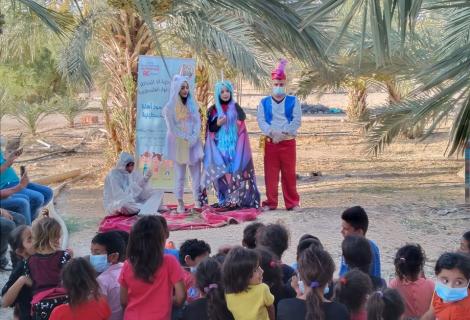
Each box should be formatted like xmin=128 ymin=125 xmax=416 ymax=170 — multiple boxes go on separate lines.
xmin=271 ymin=58 xmax=288 ymax=80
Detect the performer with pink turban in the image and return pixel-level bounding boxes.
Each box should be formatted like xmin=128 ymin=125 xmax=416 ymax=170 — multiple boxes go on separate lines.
xmin=257 ymin=59 xmax=302 ymax=211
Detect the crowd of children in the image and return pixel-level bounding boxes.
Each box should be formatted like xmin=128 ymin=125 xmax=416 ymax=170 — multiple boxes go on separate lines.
xmin=1 ymin=207 xmax=470 ymax=320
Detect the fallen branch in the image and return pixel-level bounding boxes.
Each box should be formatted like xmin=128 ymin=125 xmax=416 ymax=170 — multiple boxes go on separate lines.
xmin=33 ymin=169 xmax=82 ymax=185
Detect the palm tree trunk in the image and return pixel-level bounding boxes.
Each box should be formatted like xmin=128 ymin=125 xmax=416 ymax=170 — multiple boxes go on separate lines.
xmin=346 ymin=80 xmax=368 ymax=121
xmin=99 ymin=9 xmax=154 ymax=157
xmin=196 ymin=64 xmax=210 ymax=139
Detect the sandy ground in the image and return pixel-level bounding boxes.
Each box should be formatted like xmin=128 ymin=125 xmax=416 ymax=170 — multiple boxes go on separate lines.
xmin=1 ymin=92 xmax=469 ymax=319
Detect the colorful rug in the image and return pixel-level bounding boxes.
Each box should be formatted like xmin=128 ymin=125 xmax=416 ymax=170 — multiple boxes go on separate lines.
xmin=98 ymin=205 xmax=261 ymax=233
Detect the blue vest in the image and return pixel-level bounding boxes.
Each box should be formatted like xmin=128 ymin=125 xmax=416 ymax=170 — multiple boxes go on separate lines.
xmin=261 ymin=95 xmax=296 ymax=125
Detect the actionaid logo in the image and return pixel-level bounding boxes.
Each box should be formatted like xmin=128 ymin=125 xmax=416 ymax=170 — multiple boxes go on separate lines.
xmin=142 ymin=66 xmax=161 ymax=77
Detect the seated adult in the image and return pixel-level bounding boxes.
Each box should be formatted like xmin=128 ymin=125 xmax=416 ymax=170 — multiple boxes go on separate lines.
xmin=0 ymin=148 xmax=52 ymax=225
xmin=0 ymin=208 xmax=25 ymax=270
xmin=103 ymin=152 xmax=163 ymax=215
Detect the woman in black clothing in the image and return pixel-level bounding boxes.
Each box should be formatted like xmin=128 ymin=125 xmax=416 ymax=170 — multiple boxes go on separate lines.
xmin=181 ymin=257 xmax=233 ymax=320
xmin=276 ymin=247 xmax=349 ymax=320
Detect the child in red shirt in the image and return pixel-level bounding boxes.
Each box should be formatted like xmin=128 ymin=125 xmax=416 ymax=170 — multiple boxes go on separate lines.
xmin=49 ymin=257 xmax=111 ymax=320
xmin=119 ymin=216 xmax=186 ymax=320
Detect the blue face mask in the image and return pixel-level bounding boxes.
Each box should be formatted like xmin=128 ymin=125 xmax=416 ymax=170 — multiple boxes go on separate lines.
xmin=90 ymin=254 xmax=110 ymax=273
xmin=435 ymin=281 xmax=469 ymax=303
xmin=190 ymin=266 xmax=197 ymax=274
xmin=272 ymin=86 xmax=286 ymax=96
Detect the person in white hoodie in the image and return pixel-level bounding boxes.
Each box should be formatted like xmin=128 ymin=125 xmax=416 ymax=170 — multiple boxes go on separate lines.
xmin=163 ymin=75 xmax=203 ymax=213
xmin=103 ymin=152 xmax=163 ymax=215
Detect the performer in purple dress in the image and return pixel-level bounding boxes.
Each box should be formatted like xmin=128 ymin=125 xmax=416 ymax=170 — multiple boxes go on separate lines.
xmin=202 ymin=80 xmax=260 ymax=209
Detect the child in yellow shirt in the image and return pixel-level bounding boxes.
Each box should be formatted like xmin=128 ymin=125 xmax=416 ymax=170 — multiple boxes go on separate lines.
xmin=223 ymin=246 xmax=275 ymax=320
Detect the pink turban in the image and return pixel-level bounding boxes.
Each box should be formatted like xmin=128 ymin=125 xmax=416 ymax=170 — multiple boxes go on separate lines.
xmin=271 ymin=59 xmax=287 ymax=80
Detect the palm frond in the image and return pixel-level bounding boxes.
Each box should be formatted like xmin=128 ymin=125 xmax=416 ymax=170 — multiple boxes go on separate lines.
xmin=168 ymin=10 xmax=272 ymax=86
xmin=58 ymin=6 xmax=109 ymax=88
xmin=16 ymin=0 xmax=74 ymax=37
xmin=301 ymin=0 xmax=425 ymax=67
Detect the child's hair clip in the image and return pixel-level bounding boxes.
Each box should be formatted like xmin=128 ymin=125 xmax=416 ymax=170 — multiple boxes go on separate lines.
xmin=310 ymin=281 xmax=320 ymax=288
xmin=269 ymin=260 xmax=279 ymax=268
xmin=203 ymin=283 xmax=218 ymax=294
xmin=339 ymin=277 xmax=347 ymax=285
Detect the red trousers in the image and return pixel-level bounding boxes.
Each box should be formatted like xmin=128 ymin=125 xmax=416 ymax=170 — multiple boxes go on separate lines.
xmin=263 ymin=139 xmax=300 ymax=210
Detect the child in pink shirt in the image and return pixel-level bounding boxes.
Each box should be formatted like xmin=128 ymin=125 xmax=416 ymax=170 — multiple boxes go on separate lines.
xmin=119 ymin=216 xmax=186 ymax=320
xmin=389 ymin=244 xmax=434 ymax=319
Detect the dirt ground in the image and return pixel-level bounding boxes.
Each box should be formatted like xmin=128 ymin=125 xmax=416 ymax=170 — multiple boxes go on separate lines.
xmin=1 ymin=92 xmax=469 ymax=318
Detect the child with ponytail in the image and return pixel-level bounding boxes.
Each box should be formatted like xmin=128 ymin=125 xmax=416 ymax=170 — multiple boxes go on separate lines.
xmin=366 ymin=289 xmax=405 ymax=320
xmin=182 ymin=257 xmax=233 ymax=320
xmin=334 ymin=270 xmax=372 ymax=320
xmin=276 ymin=247 xmax=349 ymax=320
xmin=389 ymin=244 xmax=434 ymax=319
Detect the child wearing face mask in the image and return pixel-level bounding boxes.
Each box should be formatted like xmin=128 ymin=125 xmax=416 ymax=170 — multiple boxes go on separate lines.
xmin=421 ymin=252 xmax=470 ymax=320
xmin=90 ymin=231 xmax=126 ymax=320
xmin=223 ymin=246 xmax=275 ymax=320
xmin=179 ymin=239 xmax=211 ymax=303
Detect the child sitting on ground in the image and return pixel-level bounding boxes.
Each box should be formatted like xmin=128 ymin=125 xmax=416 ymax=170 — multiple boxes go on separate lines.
xmin=277 ymin=247 xmax=349 ymax=320
xmin=342 ymin=235 xmax=386 ymax=290
xmin=49 ymin=257 xmax=111 ymax=320
xmin=1 ymin=225 xmax=34 ymax=320
xmin=182 ymin=257 xmax=234 ymax=320
xmin=335 ymin=269 xmax=372 ymax=320
xmin=242 ymin=222 xmax=265 ymax=249
xmin=156 ymin=216 xmax=180 ymax=260
xmin=389 ymin=244 xmax=434 ymax=319
xmin=223 ymin=246 xmax=275 ymax=320
xmin=256 ymin=223 xmax=294 ymax=284
xmin=366 ymin=289 xmax=405 ymax=320
xmin=27 ymin=217 xmax=71 ymax=318
xmin=459 ymin=231 xmax=470 ymax=254
xmin=421 ymin=252 xmax=470 ymax=320
xmin=291 ymin=234 xmax=323 ymax=272
xmin=256 ymin=247 xmax=296 ymax=309
xmin=119 ymin=216 xmax=185 ymax=320
xmin=179 ymin=239 xmax=211 ymax=302
xmin=90 ymin=231 xmax=126 ymax=320
xmin=339 ymin=206 xmax=381 ymax=277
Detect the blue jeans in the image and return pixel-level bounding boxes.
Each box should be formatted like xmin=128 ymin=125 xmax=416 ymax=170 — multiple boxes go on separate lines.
xmin=0 ymin=211 xmax=25 ymax=263
xmin=0 ymin=193 xmax=32 ymax=224
xmin=0 ymin=182 xmax=53 ymax=224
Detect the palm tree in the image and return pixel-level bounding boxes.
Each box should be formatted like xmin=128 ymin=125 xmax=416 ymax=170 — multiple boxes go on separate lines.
xmin=0 ymin=0 xmax=72 ymax=36
xmin=301 ymin=0 xmax=470 ymax=156
xmin=59 ymin=0 xmax=329 ymax=156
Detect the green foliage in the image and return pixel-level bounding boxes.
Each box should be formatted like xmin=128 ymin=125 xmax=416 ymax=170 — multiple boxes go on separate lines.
xmin=14 ymin=100 xmax=55 ymax=136
xmin=53 ymin=93 xmax=88 ymax=127
xmin=0 ymin=47 xmax=67 ymax=104
xmin=0 ymin=87 xmax=13 ymax=121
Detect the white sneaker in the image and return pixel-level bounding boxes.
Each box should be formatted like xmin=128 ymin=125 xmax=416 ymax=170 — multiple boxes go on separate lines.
xmin=176 ymin=201 xmax=185 ymax=214
xmin=158 ymin=205 xmax=169 ymax=212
